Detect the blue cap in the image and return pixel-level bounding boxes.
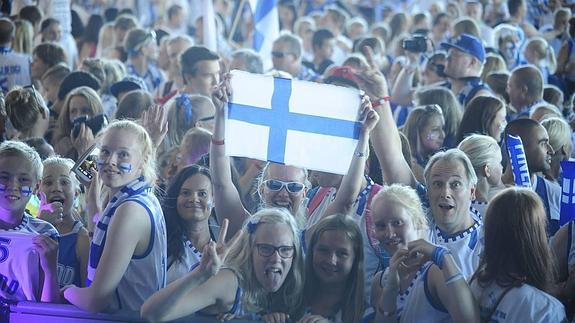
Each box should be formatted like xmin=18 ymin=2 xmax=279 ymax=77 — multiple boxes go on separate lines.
xmin=441 ymin=33 xmax=485 ymax=64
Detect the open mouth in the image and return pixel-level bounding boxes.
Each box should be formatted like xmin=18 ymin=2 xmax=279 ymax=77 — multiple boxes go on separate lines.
xmin=49 ymin=197 xmax=65 ymax=204
xmin=438 ymin=203 xmax=455 ymax=211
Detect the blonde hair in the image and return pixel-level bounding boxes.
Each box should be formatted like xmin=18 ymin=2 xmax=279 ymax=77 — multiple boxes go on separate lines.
xmin=541 ymin=117 xmax=572 ymax=154
xmin=0 ymin=140 xmax=43 ymax=181
xmin=165 ymin=94 xmax=215 ymax=149
xmin=5 ymin=86 xmax=47 ymax=134
xmin=524 ymin=37 xmax=557 ymax=74
xmin=225 ymin=208 xmax=304 ymax=316
xmin=458 ymin=134 xmax=501 ymax=177
xmin=42 ymin=156 xmax=80 ymax=187
xmin=13 ymin=19 xmax=33 ymax=55
xmin=98 ymin=119 xmax=157 ymax=186
xmin=179 ymin=127 xmax=212 ymax=166
xmin=481 ymin=53 xmax=507 ymax=81
xmin=372 ymin=184 xmax=428 ymax=237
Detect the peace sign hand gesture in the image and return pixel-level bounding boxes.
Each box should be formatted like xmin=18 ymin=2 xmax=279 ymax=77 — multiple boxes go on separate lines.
xmin=198 ymin=218 xmax=243 ymax=277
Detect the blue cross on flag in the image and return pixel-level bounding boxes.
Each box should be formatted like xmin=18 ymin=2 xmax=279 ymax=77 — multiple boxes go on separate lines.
xmin=225 ymin=70 xmax=362 ymax=175
xmin=561 ymin=160 xmax=575 ymax=224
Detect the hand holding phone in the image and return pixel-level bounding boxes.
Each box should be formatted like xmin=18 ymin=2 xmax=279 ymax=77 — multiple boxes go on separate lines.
xmin=71 ymin=144 xmax=101 ymax=183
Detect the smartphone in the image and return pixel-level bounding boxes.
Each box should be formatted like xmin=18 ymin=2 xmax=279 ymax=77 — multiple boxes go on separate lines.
xmin=71 ymin=144 xmax=100 ymax=183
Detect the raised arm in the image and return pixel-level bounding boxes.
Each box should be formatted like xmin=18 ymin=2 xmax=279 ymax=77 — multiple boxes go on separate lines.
xmin=63 ymin=202 xmax=150 ymax=312
xmin=141 ymin=219 xmax=241 ymax=322
xmin=210 ymin=76 xmax=250 ymax=237
xmin=323 ymin=97 xmax=379 ymax=216
xmin=358 ymin=46 xmax=416 ymax=187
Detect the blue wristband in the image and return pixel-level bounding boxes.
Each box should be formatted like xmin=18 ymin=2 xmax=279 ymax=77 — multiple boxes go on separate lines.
xmin=432 ymin=246 xmax=449 ymax=269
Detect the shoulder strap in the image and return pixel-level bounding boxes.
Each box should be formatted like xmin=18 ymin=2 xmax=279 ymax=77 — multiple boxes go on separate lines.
xmin=482 ymin=285 xmax=516 ymax=323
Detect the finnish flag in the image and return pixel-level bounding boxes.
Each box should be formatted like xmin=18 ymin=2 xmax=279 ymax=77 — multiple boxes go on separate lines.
xmin=225 ymin=70 xmax=362 ymax=175
xmin=561 ymin=160 xmax=575 ymax=224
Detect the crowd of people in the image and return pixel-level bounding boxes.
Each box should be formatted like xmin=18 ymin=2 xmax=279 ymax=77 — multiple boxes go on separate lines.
xmin=0 ymin=0 xmax=575 ymax=322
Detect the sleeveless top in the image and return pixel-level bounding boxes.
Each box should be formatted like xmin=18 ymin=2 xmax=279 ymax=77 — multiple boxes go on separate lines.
xmin=57 ymin=221 xmax=83 ymax=287
xmin=87 ymin=177 xmax=167 ymax=311
xmin=380 ymin=262 xmax=450 ymax=322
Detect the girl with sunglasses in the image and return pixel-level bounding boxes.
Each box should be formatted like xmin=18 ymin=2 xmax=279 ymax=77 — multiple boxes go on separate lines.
xmin=141 ymin=208 xmax=304 ymax=321
xmin=370 ymin=184 xmax=479 ymax=322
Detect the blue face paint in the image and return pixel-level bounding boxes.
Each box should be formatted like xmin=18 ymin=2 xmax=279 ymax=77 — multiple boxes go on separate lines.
xmin=0 ymin=184 xmax=32 ymax=196
xmin=20 ymin=186 xmax=32 ymax=197
xmin=119 ymin=163 xmax=133 ymax=174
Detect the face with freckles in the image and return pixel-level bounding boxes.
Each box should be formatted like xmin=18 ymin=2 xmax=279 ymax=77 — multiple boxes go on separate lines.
xmin=252 ymin=223 xmax=295 ymax=292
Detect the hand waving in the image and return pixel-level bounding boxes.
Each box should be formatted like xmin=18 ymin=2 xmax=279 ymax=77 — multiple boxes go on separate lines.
xmin=142 ymin=104 xmax=169 ymax=147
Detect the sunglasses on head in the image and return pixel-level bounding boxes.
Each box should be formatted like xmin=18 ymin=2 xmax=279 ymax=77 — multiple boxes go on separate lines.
xmin=263 ymin=179 xmax=305 ymax=193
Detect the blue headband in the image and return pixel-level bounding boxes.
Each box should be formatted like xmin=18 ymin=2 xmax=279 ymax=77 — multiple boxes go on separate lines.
xmin=176 ymin=94 xmax=193 ymax=126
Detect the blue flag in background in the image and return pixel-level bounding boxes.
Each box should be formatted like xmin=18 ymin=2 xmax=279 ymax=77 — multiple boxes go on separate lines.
xmin=507 ymin=134 xmax=531 ymax=188
xmin=561 ymin=160 xmax=575 ymax=225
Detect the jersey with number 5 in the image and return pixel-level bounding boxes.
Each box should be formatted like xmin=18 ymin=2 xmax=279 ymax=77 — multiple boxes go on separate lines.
xmin=0 ymin=231 xmax=40 ymax=301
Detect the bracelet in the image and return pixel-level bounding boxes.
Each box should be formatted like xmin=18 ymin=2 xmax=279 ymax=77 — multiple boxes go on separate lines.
xmin=354 ymin=150 xmax=366 ymax=158
xmin=445 ymin=273 xmax=464 ymax=285
xmin=211 ymin=138 xmax=225 ymax=145
xmin=432 ymin=246 xmax=450 ymax=269
xmin=371 ymin=96 xmax=391 ymax=108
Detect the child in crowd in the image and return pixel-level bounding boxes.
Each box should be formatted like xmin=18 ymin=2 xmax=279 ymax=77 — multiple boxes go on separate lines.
xmin=0 ymin=141 xmax=59 ymax=302
xmin=39 ymin=156 xmax=90 ymax=288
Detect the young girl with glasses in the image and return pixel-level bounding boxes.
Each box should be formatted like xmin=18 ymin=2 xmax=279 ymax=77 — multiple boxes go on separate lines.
xmin=141 ymin=207 xmax=304 ymax=322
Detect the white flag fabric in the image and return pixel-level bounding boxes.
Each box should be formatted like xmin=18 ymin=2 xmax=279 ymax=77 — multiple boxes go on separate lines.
xmin=225 ymin=70 xmax=362 ymax=175
xmin=251 ymin=0 xmax=279 ymax=71
xmin=202 ymin=0 xmax=217 ymax=52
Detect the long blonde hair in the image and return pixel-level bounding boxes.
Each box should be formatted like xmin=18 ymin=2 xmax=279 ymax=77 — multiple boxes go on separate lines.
xmin=225 ymin=208 xmax=304 ymax=316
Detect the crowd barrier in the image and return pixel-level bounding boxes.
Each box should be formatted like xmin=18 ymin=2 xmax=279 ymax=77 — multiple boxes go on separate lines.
xmin=4 ymin=301 xmax=257 ymax=323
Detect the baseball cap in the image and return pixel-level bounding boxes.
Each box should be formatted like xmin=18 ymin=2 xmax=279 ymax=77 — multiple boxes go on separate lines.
xmin=324 ymin=66 xmax=361 ymax=89
xmin=441 ymin=33 xmax=486 ymax=64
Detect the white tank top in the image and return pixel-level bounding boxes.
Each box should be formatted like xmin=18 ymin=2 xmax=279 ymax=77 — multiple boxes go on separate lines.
xmin=0 ymin=231 xmax=40 ymax=301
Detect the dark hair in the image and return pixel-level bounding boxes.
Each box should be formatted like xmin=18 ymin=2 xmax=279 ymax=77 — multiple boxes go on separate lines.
xmin=472 ymin=188 xmax=556 ymax=292
xmin=33 ymin=43 xmax=67 ymax=67
xmin=512 ymin=65 xmax=544 ymax=102
xmin=433 ymin=12 xmax=449 ymax=27
xmin=485 ymin=72 xmax=510 ymax=103
xmin=163 ymin=165 xmax=212 ymax=266
xmin=114 ymin=14 xmax=138 ymax=31
xmin=167 ymin=4 xmax=183 ymax=20
xmin=311 ymin=28 xmax=334 ymax=49
xmin=180 ymin=46 xmax=219 ymax=78
xmin=456 ymin=96 xmax=505 ymax=143
xmin=83 ymin=14 xmax=104 ymax=43
xmin=40 ymin=18 xmax=60 ymax=34
xmin=0 ymin=18 xmax=14 ymax=44
xmin=71 ymin=9 xmax=84 ymax=38
xmin=19 ymin=6 xmax=43 ymax=26
xmin=104 ymin=8 xmax=119 ymax=22
xmin=23 ymin=137 xmax=54 ymax=160
xmin=507 ymin=0 xmax=524 ymax=17
xmin=543 ymin=85 xmax=563 ymax=108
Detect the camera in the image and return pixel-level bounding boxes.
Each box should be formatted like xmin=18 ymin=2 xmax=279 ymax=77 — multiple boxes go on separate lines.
xmin=402 ymin=35 xmax=428 ymax=53
xmin=72 ymin=114 xmax=108 ymax=138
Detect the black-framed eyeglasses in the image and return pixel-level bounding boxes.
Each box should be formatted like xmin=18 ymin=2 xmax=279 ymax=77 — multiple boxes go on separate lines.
xmin=263 ymin=179 xmax=305 ymax=193
xmin=271 ymin=51 xmax=294 ymax=58
xmin=256 ymin=243 xmax=295 ymax=258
